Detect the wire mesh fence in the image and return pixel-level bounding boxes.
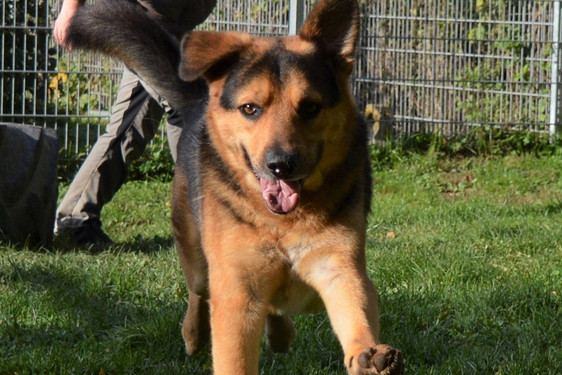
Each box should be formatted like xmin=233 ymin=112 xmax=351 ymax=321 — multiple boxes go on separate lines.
xmin=356 ymin=0 xmax=560 ymax=140
xmin=1 ymin=0 xmax=561 ymax=157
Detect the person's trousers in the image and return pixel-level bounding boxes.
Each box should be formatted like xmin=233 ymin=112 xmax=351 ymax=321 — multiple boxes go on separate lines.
xmin=55 ymin=68 xmax=182 ymax=230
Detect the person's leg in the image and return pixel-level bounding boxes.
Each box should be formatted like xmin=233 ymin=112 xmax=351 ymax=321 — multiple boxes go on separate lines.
xmin=165 ymin=112 xmax=183 ymax=162
xmin=56 ymin=68 xmax=164 ymax=244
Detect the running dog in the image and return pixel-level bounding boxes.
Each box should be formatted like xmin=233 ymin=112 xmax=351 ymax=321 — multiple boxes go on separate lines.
xmin=66 ymin=0 xmax=404 ymax=373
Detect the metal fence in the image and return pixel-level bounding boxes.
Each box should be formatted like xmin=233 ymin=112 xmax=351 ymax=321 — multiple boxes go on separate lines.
xmin=357 ymin=0 xmax=561 ymax=139
xmin=1 ymin=0 xmax=561 ymax=156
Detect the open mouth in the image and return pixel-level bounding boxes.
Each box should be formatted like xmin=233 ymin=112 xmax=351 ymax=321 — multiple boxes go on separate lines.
xmin=259 ymin=178 xmax=303 ymax=214
xmin=243 ymin=147 xmax=305 ymax=214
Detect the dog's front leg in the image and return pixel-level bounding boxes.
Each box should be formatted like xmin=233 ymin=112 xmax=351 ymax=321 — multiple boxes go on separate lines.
xmin=208 ymin=278 xmax=266 ymax=375
xmin=204 ymin=240 xmax=286 ymax=375
xmin=299 ymin=249 xmax=404 ymax=375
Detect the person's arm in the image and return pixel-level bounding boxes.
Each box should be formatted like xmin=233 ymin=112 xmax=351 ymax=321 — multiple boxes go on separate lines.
xmin=53 ymin=0 xmax=84 ymax=49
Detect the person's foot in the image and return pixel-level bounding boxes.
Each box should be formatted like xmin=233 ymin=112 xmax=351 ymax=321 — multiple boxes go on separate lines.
xmin=56 ymin=220 xmax=113 ymax=246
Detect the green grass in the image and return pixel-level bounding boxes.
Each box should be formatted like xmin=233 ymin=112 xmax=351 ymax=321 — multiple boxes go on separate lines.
xmin=1 ymin=153 xmax=561 ymax=374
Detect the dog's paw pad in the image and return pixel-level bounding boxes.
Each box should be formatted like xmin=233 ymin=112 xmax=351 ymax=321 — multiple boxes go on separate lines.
xmin=355 ymin=345 xmax=404 ymax=375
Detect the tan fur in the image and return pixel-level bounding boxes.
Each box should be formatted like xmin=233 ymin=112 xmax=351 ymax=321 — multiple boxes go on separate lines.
xmin=172 ymin=0 xmax=404 ymax=373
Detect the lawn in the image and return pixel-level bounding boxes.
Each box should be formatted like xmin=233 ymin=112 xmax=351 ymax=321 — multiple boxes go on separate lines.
xmin=1 ymin=152 xmax=561 ymax=374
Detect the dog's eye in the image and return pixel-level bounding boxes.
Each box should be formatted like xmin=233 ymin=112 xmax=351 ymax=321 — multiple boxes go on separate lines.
xmin=239 ymin=103 xmax=261 ymax=118
xmin=298 ymin=101 xmax=322 ymax=120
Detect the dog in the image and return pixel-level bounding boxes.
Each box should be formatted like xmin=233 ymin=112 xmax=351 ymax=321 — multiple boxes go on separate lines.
xmin=67 ymin=0 xmax=404 ymax=373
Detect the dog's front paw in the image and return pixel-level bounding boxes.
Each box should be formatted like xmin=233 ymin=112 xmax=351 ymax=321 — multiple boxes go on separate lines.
xmin=349 ymin=345 xmax=404 ymax=375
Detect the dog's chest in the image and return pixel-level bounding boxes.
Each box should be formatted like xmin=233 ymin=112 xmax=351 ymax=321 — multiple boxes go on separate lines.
xmin=266 ymin=240 xmax=326 ymax=314
xmin=271 ymin=269 xmax=324 ymax=314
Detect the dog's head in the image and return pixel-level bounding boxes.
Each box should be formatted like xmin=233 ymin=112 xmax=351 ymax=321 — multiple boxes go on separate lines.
xmin=179 ymin=0 xmax=360 ymax=215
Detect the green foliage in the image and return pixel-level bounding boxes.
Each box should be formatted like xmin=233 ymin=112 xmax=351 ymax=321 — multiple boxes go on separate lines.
xmin=57 ymin=147 xmax=89 ymax=184
xmin=57 ymin=132 xmax=174 ymax=184
xmin=455 ymin=0 xmax=552 ymax=128
xmin=48 ymin=55 xmax=121 ymax=155
xmin=370 ymin=128 xmax=561 ymax=171
xmin=128 ymin=135 xmax=175 ymax=182
xmin=50 ymin=57 xmax=118 ymax=118
xmin=361 ymin=0 xmax=555 ymax=134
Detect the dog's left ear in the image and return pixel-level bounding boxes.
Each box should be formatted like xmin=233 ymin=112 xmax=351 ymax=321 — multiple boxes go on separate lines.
xmin=299 ymin=0 xmax=359 ymax=73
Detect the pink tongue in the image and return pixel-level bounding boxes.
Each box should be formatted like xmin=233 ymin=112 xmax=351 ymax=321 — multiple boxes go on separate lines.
xmin=260 ymin=179 xmax=300 ymax=213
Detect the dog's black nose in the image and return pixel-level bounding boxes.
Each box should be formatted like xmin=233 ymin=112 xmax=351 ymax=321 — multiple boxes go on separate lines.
xmin=266 ymin=149 xmax=298 ymax=179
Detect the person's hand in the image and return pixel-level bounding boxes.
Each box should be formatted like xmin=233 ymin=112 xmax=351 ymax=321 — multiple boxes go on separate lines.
xmin=53 ymin=0 xmax=81 ymax=50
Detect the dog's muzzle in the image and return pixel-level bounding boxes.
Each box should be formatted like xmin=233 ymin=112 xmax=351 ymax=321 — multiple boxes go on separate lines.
xmin=259 ymin=149 xmax=304 ymax=214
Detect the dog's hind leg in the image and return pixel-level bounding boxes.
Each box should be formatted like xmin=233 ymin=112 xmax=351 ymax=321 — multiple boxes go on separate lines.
xmin=182 ymin=292 xmax=210 ymax=355
xmin=172 ymin=169 xmax=210 ymax=354
xmin=265 ymin=314 xmax=296 ymax=353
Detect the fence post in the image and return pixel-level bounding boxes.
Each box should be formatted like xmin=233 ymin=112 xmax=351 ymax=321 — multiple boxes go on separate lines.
xmin=549 ymin=0 xmax=561 ymax=137
xmin=288 ymin=0 xmax=305 ymax=35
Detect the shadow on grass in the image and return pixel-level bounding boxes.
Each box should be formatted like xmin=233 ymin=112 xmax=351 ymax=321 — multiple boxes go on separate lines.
xmin=0 ymin=254 xmax=345 ymax=374
xmin=0 ymin=257 xmax=212 ymax=374
xmin=112 ymin=235 xmax=175 ymax=254
xmin=4 ymin=241 xmax=559 ymax=374
xmin=543 ymin=199 xmax=562 ymax=216
xmin=46 ymin=234 xmax=175 ymax=255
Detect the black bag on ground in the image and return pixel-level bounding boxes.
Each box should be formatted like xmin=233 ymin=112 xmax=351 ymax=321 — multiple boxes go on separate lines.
xmin=0 ymin=123 xmax=58 ymax=246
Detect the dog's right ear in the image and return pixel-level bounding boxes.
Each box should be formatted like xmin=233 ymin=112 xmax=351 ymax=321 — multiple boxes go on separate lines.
xmin=179 ymin=31 xmax=252 ymax=82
